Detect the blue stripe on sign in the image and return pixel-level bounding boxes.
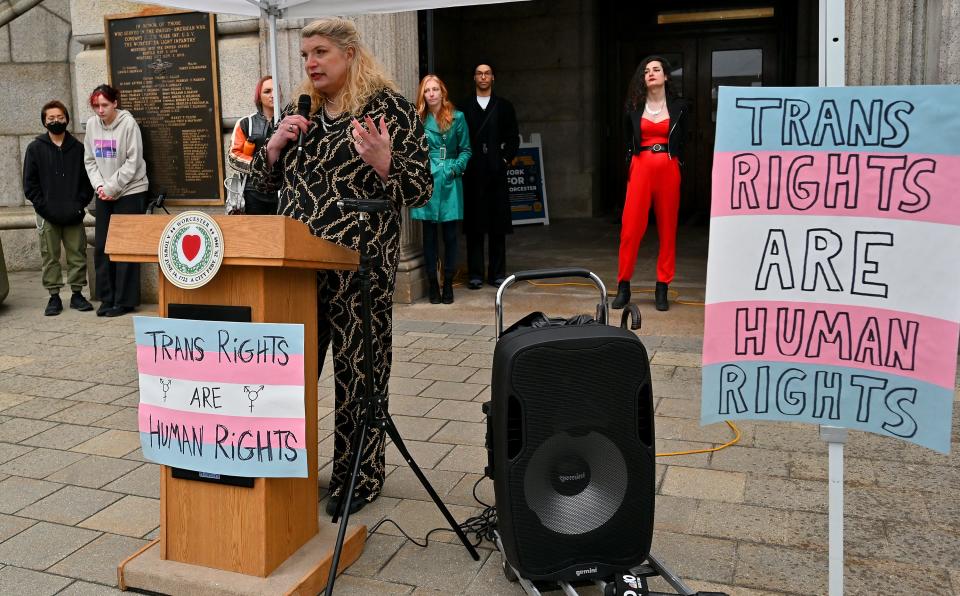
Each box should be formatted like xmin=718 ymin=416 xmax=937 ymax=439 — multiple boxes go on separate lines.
xmin=714 ymin=85 xmax=960 ymax=156
xmin=133 ymin=316 xmax=305 ymax=354
xmin=700 ymin=361 xmax=953 ymax=454
xmin=139 ymin=432 xmax=308 ymax=477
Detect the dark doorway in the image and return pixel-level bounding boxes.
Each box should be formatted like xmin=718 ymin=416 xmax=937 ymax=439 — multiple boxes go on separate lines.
xmin=599 ymin=1 xmax=818 ymax=221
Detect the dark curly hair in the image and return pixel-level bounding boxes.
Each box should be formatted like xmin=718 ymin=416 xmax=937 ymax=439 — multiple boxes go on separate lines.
xmin=624 ymin=55 xmax=678 ymax=112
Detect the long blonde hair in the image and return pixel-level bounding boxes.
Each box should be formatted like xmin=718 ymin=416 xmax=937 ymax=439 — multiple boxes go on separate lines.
xmin=296 ymin=18 xmax=397 ymax=116
xmin=416 ymin=75 xmax=455 ymax=132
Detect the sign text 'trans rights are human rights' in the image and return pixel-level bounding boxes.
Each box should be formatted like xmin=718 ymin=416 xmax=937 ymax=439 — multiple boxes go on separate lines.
xmin=134 ymin=316 xmax=307 ymax=476
xmin=702 ymin=85 xmax=960 ymax=453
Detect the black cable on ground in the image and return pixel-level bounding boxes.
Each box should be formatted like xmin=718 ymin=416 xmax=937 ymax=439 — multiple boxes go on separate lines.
xmin=367 ymin=476 xmax=498 ymax=550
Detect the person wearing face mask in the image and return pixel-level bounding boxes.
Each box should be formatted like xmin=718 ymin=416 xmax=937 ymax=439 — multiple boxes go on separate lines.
xmin=22 ymin=100 xmax=95 ymax=316
xmin=410 ymin=74 xmax=471 ymax=304
xmin=228 ymin=75 xmax=278 ymax=215
xmin=83 ymin=83 xmax=149 ymax=317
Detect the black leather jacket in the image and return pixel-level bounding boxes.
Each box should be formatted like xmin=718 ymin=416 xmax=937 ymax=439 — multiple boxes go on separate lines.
xmin=625 ymin=96 xmax=689 ymax=164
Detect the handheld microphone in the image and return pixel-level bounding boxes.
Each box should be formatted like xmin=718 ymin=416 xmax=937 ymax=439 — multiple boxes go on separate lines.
xmin=296 ymin=94 xmax=311 ymax=153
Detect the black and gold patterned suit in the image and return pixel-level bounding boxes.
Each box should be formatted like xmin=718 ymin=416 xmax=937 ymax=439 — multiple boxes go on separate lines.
xmin=252 ymin=87 xmax=431 ymax=502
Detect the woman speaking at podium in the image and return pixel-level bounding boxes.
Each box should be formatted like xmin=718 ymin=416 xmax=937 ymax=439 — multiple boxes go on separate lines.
xmin=252 ymin=18 xmax=431 ymax=517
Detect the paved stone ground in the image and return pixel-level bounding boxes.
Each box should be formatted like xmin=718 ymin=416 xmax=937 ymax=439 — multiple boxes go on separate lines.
xmin=0 ymin=270 xmax=958 ymax=595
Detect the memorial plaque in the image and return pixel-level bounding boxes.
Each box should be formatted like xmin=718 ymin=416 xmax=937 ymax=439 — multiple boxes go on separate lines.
xmin=105 ymin=10 xmax=224 ymax=205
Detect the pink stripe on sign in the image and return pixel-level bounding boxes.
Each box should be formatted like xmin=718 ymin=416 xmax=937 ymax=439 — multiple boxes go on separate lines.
xmin=138 ymin=404 xmax=306 ymax=449
xmin=703 ymin=301 xmax=959 ymax=388
xmin=711 ymin=151 xmax=960 ymax=226
xmin=136 ymin=346 xmax=304 ymax=384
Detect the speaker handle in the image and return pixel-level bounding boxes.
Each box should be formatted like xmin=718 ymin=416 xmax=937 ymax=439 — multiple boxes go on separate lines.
xmin=495 ymin=268 xmax=609 ymax=338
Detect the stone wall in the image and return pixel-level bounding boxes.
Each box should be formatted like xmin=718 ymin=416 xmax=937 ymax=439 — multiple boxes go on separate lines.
xmin=65 ymin=3 xmax=424 ymax=302
xmin=0 ymin=0 xmax=79 ymax=271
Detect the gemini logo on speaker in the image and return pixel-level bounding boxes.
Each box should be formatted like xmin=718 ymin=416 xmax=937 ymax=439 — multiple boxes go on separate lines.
xmin=575 ymin=567 xmax=598 ymax=577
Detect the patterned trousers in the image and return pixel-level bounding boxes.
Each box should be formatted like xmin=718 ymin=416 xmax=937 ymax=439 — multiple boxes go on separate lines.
xmin=318 ymin=265 xmax=394 ymax=502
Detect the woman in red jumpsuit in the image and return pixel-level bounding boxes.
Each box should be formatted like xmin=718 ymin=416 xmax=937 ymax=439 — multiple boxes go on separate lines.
xmin=613 ymin=56 xmax=688 ymax=311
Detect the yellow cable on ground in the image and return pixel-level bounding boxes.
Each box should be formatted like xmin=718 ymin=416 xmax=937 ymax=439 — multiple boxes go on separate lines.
xmin=656 ymin=421 xmax=741 ymax=457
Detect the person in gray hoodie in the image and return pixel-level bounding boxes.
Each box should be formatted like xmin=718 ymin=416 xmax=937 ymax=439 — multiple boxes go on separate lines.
xmin=83 ymin=84 xmax=149 ymax=317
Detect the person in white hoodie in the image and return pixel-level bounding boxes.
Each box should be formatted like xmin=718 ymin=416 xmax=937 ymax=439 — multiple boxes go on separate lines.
xmin=83 ymin=84 xmax=149 ymax=317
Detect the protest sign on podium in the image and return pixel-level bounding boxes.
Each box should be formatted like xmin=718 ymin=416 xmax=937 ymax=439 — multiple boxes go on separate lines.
xmin=107 ymin=214 xmax=364 ymax=595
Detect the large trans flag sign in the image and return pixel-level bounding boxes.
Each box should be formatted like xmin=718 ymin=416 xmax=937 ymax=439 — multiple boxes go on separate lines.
xmin=133 ymin=316 xmax=307 ymax=476
xmin=702 ymin=85 xmax=960 ymax=453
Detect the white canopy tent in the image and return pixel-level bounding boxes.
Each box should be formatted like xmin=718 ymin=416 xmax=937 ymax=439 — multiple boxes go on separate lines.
xmin=132 ymin=0 xmax=524 ymax=114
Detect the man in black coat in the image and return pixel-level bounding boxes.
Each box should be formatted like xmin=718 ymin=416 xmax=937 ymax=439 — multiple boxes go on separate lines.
xmin=22 ymin=100 xmax=94 ymax=315
xmin=461 ymin=62 xmax=519 ymax=289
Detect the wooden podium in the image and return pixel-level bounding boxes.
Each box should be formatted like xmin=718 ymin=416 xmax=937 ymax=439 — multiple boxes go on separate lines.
xmin=107 ymin=214 xmax=366 ymax=595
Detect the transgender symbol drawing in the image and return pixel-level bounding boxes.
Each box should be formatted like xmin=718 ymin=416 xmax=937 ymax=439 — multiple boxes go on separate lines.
xmin=242 ymin=385 xmax=265 ymax=413
xmin=159 ymin=378 xmax=172 ymax=402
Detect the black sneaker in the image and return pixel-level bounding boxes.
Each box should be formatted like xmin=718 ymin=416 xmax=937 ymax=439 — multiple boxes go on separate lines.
xmin=70 ymin=292 xmax=94 ymax=312
xmin=96 ymin=302 xmax=113 ymax=316
xmin=104 ymin=305 xmax=134 ymax=318
xmin=467 ymin=278 xmax=483 ymax=290
xmin=44 ymin=294 xmax=63 ymax=316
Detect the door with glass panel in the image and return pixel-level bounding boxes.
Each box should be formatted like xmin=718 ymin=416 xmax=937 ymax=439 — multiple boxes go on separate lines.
xmin=695 ymin=34 xmax=778 ymax=219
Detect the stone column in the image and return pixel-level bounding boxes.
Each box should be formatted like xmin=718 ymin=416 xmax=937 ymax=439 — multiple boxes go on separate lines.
xmin=357 ymin=13 xmax=425 ymax=304
xmin=278 ymin=13 xmax=425 ymax=303
xmin=845 ymin=0 xmax=960 ymax=85
xmin=931 ymin=0 xmax=960 ymax=83
xmin=845 ymin=0 xmax=926 ymax=85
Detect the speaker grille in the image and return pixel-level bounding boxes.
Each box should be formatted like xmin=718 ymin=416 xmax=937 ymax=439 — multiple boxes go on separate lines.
xmin=523 ymin=432 xmax=628 ymax=534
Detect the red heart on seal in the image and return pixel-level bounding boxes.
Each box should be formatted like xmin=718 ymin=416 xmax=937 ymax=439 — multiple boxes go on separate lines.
xmin=181 ymin=234 xmax=201 ymax=261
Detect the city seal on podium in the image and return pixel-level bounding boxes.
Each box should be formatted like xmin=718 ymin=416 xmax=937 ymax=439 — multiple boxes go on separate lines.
xmin=158 ymin=211 xmax=224 ymax=289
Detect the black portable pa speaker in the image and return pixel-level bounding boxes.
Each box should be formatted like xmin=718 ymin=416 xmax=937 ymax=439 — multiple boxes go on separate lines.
xmin=488 ymin=323 xmax=656 ymax=582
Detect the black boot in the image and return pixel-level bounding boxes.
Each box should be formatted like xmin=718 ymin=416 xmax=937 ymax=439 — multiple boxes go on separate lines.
xmin=44 ymin=294 xmax=63 ymax=316
xmin=441 ymin=277 xmax=454 ymax=304
xmin=428 ymin=277 xmax=441 ymax=304
xmin=655 ymin=282 xmax=669 ymax=311
xmin=611 ymin=281 xmax=630 ymax=309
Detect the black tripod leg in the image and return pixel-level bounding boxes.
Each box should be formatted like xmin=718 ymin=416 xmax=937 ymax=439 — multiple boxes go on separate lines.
xmin=330 ymin=406 xmax=369 ymax=524
xmin=324 ymin=413 xmax=370 ymax=596
xmin=383 ymin=416 xmax=481 ymax=560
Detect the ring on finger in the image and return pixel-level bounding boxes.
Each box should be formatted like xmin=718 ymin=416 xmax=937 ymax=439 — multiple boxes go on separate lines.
xmin=355 ymin=136 xmax=365 ymax=145
xmin=287 ymin=124 xmax=295 ymax=132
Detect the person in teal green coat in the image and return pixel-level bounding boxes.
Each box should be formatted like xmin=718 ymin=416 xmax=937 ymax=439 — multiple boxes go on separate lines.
xmin=411 ymin=75 xmax=472 ymax=304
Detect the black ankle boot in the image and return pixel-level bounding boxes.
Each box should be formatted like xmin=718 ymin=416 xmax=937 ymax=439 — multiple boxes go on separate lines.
xmin=611 ymin=281 xmax=631 ymax=309
xmin=655 ymin=282 xmax=669 ymax=311
xmin=441 ymin=278 xmax=454 ymax=304
xmin=428 ymin=278 xmax=441 ymax=304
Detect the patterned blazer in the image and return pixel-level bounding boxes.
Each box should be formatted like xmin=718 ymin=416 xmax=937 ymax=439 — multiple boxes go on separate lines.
xmin=252 ymin=87 xmax=432 ymax=273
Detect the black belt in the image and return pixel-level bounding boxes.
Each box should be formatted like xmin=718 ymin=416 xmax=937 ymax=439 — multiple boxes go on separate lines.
xmin=637 ymin=144 xmax=668 ymax=153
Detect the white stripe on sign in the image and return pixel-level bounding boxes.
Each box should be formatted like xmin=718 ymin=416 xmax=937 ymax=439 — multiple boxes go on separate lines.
xmin=138 ymin=374 xmax=305 ymax=418
xmin=705 ymin=215 xmax=960 ymax=321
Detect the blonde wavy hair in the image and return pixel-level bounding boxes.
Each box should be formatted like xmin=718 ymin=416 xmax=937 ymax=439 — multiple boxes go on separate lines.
xmin=296 ymin=18 xmax=397 ymax=116
xmin=416 ymin=75 xmax=455 ymax=132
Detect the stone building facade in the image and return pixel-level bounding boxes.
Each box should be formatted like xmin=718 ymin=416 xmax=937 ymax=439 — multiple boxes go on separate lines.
xmin=1 ymin=0 xmax=959 ymax=300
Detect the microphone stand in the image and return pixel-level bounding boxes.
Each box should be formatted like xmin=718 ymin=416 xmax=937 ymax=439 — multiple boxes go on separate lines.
xmin=324 ymin=198 xmax=480 ymax=596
